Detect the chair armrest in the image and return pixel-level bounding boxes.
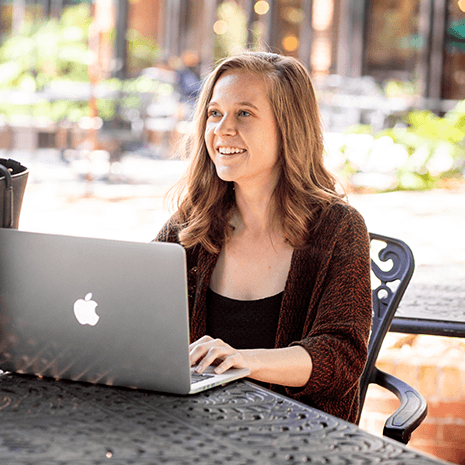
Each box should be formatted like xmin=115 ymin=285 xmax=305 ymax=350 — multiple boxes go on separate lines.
xmin=374 ymin=367 xmax=428 ymax=444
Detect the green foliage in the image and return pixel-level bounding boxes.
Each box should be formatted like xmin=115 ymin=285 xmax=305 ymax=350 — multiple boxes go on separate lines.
xmin=0 ymin=4 xmax=92 ymax=90
xmin=0 ymin=6 xmax=163 ymax=124
xmin=383 ymin=104 xmax=465 ymax=189
xmin=340 ymin=101 xmax=465 ymax=191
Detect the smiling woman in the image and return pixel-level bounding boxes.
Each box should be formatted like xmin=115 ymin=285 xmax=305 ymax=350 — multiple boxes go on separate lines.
xmin=154 ymin=52 xmax=372 ymax=424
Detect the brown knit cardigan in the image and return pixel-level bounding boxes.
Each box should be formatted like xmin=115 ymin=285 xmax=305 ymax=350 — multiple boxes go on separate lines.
xmin=155 ymin=202 xmax=372 ymax=423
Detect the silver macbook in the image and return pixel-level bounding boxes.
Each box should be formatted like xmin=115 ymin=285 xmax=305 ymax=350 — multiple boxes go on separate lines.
xmin=0 ymin=229 xmax=250 ymax=394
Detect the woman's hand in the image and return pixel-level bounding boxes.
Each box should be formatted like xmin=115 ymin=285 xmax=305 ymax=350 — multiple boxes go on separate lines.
xmin=189 ymin=335 xmax=250 ymax=375
xmin=189 ymin=335 xmax=313 ymax=387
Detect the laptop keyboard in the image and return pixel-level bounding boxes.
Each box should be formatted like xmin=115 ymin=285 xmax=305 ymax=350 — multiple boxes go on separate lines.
xmin=190 ymin=371 xmax=215 ymax=384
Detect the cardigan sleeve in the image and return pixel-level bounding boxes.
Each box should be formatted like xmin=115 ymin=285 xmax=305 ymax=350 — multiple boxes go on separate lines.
xmin=153 ymin=214 xmax=182 ymax=244
xmin=287 ymin=206 xmax=372 ymax=405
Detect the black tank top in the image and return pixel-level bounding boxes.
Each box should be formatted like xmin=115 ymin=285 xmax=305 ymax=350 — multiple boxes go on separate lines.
xmin=206 ymin=288 xmax=283 ymax=349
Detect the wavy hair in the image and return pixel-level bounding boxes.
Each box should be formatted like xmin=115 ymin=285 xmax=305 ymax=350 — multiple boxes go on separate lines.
xmin=170 ymin=52 xmax=343 ymax=254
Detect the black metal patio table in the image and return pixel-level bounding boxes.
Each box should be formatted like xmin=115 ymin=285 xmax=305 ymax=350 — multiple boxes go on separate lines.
xmin=391 ymin=264 xmax=465 ymax=338
xmin=0 ymin=372 xmax=450 ymax=464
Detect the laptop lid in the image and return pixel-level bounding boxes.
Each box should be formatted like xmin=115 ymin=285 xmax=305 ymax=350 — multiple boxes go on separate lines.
xmin=0 ymin=229 xmax=196 ymax=394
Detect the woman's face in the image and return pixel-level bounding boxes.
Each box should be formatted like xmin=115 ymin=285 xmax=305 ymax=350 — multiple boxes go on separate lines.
xmin=204 ymin=70 xmax=280 ymax=190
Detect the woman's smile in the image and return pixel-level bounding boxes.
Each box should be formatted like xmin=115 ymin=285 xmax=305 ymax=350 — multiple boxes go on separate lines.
xmin=216 ymin=146 xmax=247 ymax=155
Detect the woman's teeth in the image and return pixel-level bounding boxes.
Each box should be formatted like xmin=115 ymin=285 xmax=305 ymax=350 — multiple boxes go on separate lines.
xmin=218 ymin=147 xmax=246 ymax=154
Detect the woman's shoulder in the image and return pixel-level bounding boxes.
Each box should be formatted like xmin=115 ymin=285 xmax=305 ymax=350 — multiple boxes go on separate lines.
xmin=321 ymin=200 xmax=365 ymax=224
xmin=310 ymin=200 xmax=368 ymax=243
xmin=327 ymin=200 xmax=366 ymax=225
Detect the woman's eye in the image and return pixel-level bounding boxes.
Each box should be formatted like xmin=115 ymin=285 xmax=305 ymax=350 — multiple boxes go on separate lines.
xmin=239 ymin=110 xmax=251 ymax=117
xmin=208 ymin=110 xmax=221 ymax=118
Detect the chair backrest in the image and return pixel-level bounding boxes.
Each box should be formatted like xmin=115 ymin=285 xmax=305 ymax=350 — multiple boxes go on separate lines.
xmin=359 ymin=233 xmax=415 ymax=410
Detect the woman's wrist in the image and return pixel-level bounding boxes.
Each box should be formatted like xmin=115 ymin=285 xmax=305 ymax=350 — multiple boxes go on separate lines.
xmin=240 ymin=346 xmax=312 ymax=387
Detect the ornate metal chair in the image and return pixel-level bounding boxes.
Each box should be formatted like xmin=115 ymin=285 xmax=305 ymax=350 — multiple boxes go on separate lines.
xmin=357 ymin=233 xmax=428 ymax=444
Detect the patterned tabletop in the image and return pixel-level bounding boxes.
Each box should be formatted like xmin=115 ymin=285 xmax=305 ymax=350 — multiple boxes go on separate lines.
xmin=0 ymin=373 xmax=449 ymax=465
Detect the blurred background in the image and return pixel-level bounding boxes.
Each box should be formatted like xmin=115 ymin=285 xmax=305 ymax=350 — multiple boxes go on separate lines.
xmin=0 ymin=0 xmax=463 ymax=236
xmin=0 ymin=1 xmax=465 ymax=462
xmin=0 ymin=0 xmax=464 ymax=193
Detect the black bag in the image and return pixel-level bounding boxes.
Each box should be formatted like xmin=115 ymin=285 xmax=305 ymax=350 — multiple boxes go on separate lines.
xmin=0 ymin=158 xmax=29 ymax=229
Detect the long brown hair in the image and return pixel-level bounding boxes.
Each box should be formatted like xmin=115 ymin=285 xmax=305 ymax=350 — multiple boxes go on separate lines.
xmin=170 ymin=52 xmax=343 ymax=254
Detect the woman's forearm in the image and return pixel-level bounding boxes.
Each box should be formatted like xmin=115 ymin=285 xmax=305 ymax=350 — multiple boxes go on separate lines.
xmin=241 ymin=345 xmax=312 ymax=387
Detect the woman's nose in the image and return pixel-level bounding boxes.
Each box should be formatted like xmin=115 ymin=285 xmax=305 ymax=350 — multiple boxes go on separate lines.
xmin=214 ymin=115 xmax=237 ymax=137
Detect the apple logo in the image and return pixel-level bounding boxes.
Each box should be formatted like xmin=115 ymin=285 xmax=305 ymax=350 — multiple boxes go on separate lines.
xmin=73 ymin=293 xmax=100 ymax=326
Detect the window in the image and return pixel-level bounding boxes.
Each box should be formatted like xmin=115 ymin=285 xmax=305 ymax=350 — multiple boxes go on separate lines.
xmin=442 ymin=0 xmax=465 ymax=99
xmin=364 ymin=0 xmax=421 ymax=87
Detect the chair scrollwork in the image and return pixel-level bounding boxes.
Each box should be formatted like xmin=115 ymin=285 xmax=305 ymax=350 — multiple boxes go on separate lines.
xmin=357 ymin=233 xmax=426 ymax=444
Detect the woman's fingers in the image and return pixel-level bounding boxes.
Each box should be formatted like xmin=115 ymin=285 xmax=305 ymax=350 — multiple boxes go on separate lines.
xmin=190 ymin=338 xmax=231 ymax=371
xmin=189 ymin=335 xmax=217 ymax=367
xmin=213 ymin=352 xmax=244 ymax=374
xmin=189 ymin=336 xmax=246 ymax=373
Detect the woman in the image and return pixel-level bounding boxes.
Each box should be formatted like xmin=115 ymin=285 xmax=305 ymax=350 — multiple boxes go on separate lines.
xmin=155 ymin=52 xmax=372 ymax=423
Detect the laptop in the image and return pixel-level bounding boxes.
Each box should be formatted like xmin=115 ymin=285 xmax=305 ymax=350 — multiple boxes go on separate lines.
xmin=0 ymin=228 xmax=250 ymax=394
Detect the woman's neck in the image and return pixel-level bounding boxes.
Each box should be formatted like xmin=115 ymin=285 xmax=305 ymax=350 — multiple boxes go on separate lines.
xmin=233 ymin=181 xmax=279 ymax=235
